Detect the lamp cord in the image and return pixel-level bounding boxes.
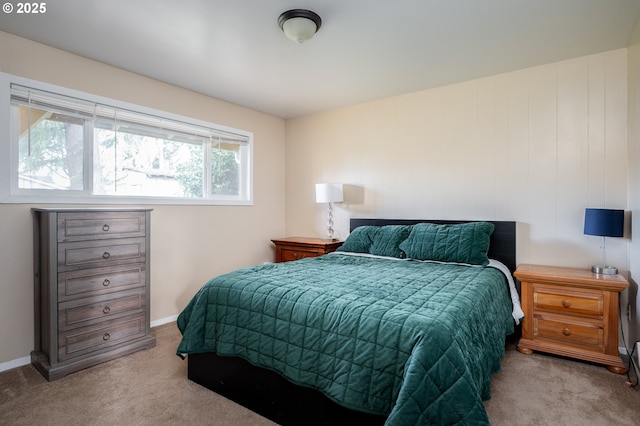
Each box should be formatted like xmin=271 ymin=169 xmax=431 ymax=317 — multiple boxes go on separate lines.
xmin=619 ymin=299 xmax=639 ymax=387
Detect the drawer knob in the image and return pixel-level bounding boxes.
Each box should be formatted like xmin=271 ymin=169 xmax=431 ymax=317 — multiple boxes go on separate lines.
xmin=103 ymin=306 xmax=111 ymax=314
xmin=293 ymin=252 xmax=298 ymax=259
xmin=103 ymin=279 xmax=111 ymax=287
xmin=302 ymin=254 xmax=307 ymax=258
xmin=562 ymin=328 xmax=572 ymax=336
xmin=103 ymin=252 xmax=111 ymax=259
xmin=102 ymin=224 xmax=110 ymax=232
xmin=103 ymin=333 xmax=110 ymax=341
xmin=562 ymin=300 xmax=571 ymax=308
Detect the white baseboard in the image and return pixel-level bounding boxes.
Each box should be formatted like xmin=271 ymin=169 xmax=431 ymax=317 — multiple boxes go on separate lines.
xmin=151 ymin=314 xmax=179 ymax=328
xmin=0 ymin=355 xmax=31 ymax=373
xmin=0 ymin=315 xmax=179 ymax=374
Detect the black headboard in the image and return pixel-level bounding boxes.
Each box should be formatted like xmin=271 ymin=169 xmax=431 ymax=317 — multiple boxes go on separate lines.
xmin=349 ymin=218 xmax=517 ymax=274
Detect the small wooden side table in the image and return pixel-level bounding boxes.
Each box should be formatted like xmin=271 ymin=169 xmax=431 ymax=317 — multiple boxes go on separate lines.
xmin=514 ymin=264 xmax=629 ymax=374
xmin=271 ymin=237 xmax=343 ymax=263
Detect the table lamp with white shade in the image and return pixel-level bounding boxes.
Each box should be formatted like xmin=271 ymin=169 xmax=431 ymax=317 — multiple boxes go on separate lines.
xmin=315 ymin=183 xmax=343 ymax=240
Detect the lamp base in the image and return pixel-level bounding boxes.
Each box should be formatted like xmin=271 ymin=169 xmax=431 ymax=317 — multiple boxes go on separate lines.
xmin=591 ymin=265 xmax=618 ymax=275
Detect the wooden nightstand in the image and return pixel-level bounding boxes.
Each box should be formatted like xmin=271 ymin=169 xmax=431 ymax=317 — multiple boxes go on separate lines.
xmin=514 ymin=264 xmax=629 ymax=374
xmin=271 ymin=237 xmax=343 ymax=263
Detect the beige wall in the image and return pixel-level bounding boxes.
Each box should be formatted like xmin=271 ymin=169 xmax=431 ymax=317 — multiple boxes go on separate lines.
xmin=285 ymin=49 xmax=630 ymax=325
xmin=286 ymin=49 xmax=628 ymax=269
xmin=0 ymin=32 xmax=286 ymax=366
xmin=628 ymin=18 xmax=640 ymax=346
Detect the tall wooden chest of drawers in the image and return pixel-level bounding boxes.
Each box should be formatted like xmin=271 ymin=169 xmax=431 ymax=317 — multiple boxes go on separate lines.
xmin=31 ymin=208 xmax=156 ymax=381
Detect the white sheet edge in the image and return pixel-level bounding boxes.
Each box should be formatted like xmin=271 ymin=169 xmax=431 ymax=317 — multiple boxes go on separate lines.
xmin=488 ymin=259 xmax=525 ymax=325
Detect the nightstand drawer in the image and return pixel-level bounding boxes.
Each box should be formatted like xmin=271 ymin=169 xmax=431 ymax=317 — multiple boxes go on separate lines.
xmin=534 ymin=314 xmax=604 ymax=352
xmin=279 ymin=248 xmax=319 ymax=262
xmin=533 ymin=286 xmax=604 ymax=319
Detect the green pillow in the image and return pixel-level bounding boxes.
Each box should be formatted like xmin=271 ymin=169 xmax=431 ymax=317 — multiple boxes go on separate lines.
xmin=336 ymin=226 xmax=379 ymax=253
xmin=337 ymin=225 xmax=412 ymax=258
xmin=399 ymin=222 xmax=494 ymax=266
xmin=368 ymin=225 xmax=412 ymax=258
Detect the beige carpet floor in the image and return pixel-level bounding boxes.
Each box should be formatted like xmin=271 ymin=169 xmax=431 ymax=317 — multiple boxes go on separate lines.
xmin=0 ymin=323 xmax=638 ymax=425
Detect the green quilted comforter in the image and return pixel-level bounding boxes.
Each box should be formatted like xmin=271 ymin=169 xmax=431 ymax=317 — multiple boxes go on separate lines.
xmin=177 ymin=253 xmax=514 ymax=425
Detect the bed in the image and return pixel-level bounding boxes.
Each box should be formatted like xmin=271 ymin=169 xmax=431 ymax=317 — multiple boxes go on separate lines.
xmin=176 ymin=219 xmax=522 ymax=425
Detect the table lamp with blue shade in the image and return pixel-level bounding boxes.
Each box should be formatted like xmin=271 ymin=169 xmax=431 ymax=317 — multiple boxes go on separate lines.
xmin=584 ymin=208 xmax=624 ymax=275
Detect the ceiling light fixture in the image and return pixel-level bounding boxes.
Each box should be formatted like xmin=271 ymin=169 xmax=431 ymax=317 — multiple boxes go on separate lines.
xmin=278 ymin=9 xmax=322 ymax=44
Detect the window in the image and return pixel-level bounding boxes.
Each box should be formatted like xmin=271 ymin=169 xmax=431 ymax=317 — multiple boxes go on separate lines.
xmin=0 ymin=73 xmax=253 ymax=205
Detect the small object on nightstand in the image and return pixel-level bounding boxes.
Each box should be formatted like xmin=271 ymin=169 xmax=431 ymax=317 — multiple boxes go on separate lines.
xmin=271 ymin=237 xmax=343 ymax=263
xmin=514 ymin=264 xmax=628 ymax=374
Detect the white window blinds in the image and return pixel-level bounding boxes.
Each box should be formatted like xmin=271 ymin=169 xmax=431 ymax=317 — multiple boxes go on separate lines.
xmin=10 ymin=84 xmax=250 ymax=146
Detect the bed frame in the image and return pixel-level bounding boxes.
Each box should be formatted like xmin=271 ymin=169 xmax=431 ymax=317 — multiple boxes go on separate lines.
xmin=187 ymin=219 xmax=517 ymax=425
